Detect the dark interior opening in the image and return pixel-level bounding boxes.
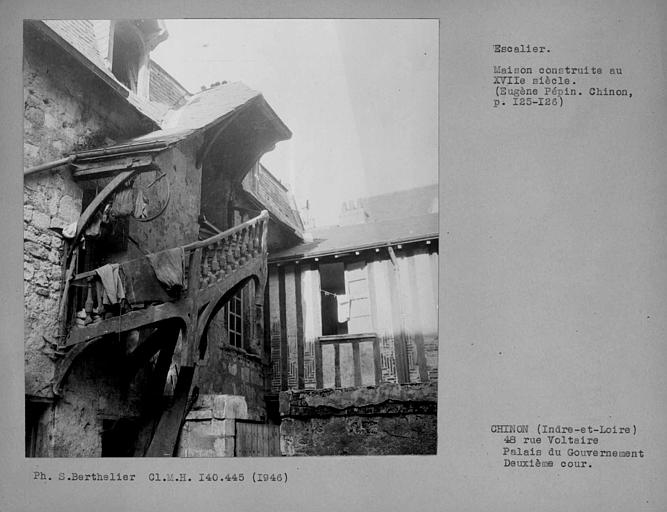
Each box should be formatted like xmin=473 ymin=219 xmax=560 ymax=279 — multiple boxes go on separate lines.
xmin=319 ymin=261 xmax=347 ymax=336
xmin=101 ymin=418 xmax=141 ymax=457
xmin=25 ymin=400 xmax=48 ymax=457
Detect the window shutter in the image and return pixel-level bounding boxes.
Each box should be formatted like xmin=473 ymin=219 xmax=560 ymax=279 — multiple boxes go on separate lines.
xmin=345 ymin=261 xmax=372 ymax=333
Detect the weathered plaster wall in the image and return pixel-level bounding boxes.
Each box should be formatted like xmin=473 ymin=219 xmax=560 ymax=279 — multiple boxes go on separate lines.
xmin=128 ymin=137 xmax=203 ymax=255
xmin=50 ymin=341 xmax=154 ymax=457
xmin=23 ymin=26 xmax=155 ymax=399
xmin=279 ymin=382 xmax=437 ymax=456
xmin=31 ymin=141 xmax=204 ymax=454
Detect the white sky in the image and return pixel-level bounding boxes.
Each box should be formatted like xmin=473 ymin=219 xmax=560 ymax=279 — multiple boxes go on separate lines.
xmin=151 ymin=19 xmax=438 ymax=227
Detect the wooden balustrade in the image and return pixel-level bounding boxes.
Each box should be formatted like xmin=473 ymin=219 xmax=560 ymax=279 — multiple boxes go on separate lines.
xmin=184 ymin=210 xmax=268 ymax=293
xmin=315 ymin=333 xmax=382 ymax=389
xmin=66 ymin=211 xmax=269 ymax=331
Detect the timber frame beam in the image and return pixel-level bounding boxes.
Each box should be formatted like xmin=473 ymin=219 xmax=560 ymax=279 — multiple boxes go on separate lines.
xmin=63 ymin=301 xmax=190 ymax=348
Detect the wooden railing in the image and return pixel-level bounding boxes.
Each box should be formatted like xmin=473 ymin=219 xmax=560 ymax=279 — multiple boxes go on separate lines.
xmin=183 ymin=210 xmax=269 ymax=293
xmin=316 ymin=333 xmax=382 ymax=389
xmin=65 ymin=211 xmax=269 ymax=334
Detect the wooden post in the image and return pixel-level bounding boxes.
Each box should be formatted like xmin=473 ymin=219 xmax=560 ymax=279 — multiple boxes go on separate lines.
xmin=315 ymin=339 xmax=323 ymax=389
xmin=182 ymin=247 xmax=202 ymax=366
xmin=268 ymin=269 xmax=282 ymax=392
xmin=366 ymin=255 xmax=383 ymax=385
xmin=333 ymin=343 xmax=341 ymax=388
xmin=295 ymin=263 xmax=305 ymax=389
xmin=145 ymin=365 xmax=194 ymax=457
xmin=306 ymin=262 xmax=323 ymax=389
xmin=278 ymin=266 xmax=288 ymax=391
xmin=407 ymin=250 xmax=430 ymax=383
xmin=387 ymin=246 xmax=409 ymax=384
xmin=352 ymin=341 xmax=362 ymax=386
xmin=58 ymin=248 xmax=79 ymax=344
xmin=372 ymin=336 xmax=382 ymax=385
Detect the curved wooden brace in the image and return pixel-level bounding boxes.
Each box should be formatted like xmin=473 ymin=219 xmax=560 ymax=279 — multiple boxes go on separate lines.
xmin=192 ymin=255 xmax=266 ymax=362
xmin=196 ymin=107 xmax=246 ymax=168
xmin=55 ymin=313 xmax=189 ymax=397
xmin=52 ymin=336 xmax=105 ymax=396
xmin=195 ymin=262 xmax=266 ymax=341
xmin=196 ymin=274 xmax=261 ymax=339
xmin=125 ymin=317 xmax=185 ymax=372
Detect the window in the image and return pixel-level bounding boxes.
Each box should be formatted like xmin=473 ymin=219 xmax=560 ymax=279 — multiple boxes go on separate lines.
xmin=317 ymin=260 xmax=375 ymax=389
xmin=226 ymin=290 xmax=244 ymax=348
xmin=319 ymin=260 xmax=372 ymax=336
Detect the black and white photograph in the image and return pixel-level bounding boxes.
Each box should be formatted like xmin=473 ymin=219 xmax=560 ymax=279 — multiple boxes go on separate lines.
xmin=5 ymin=1 xmax=667 ymax=511
xmin=22 ymin=18 xmax=438 ymax=458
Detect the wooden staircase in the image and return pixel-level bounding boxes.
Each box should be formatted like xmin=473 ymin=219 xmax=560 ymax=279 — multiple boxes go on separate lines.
xmin=53 ymin=211 xmax=270 ymax=458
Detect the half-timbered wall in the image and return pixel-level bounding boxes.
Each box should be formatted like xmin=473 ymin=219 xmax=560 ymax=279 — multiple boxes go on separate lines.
xmin=268 ymin=241 xmax=438 ymax=392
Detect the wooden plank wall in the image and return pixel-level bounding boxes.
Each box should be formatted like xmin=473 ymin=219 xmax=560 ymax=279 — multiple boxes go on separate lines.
xmin=283 ymin=267 xmax=298 ymax=389
xmin=367 ymin=255 xmax=399 ymax=383
xmin=301 ymin=264 xmax=321 ymax=389
xmin=269 ymin=263 xmax=315 ymax=392
xmin=268 ymin=242 xmax=438 ymax=391
xmin=268 ymin=271 xmax=282 ymax=392
xmin=417 ymin=246 xmax=439 ymax=381
xmin=400 ymin=263 xmax=422 ymax=383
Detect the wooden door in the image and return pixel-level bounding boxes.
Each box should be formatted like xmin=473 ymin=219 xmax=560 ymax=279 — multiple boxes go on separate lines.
xmin=235 ymin=421 xmax=281 ymax=457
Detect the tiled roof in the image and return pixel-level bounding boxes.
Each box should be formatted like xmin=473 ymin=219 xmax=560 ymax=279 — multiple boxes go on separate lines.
xmin=162 ymin=82 xmax=261 ymax=130
xmin=149 ymin=60 xmax=190 ymax=109
xmin=339 ymin=184 xmax=439 ymax=225
xmin=268 ymin=213 xmax=438 ymax=262
xmin=242 ymin=164 xmax=304 ymax=236
xmin=33 ymin=20 xmax=291 ymax=161
xmin=70 ymin=82 xmax=291 ymax=158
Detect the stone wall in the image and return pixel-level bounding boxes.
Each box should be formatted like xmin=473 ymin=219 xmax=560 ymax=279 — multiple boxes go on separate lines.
xmin=279 ymin=382 xmax=437 ymax=456
xmin=23 ymin=25 xmax=155 ymax=399
xmin=197 ymin=327 xmax=268 ymax=421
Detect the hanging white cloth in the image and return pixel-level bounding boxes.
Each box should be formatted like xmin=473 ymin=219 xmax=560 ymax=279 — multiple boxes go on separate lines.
xmin=336 ymin=294 xmax=350 ymax=323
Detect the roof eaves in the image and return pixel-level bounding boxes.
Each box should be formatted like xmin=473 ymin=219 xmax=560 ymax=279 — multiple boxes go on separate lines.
xmin=268 ymin=232 xmax=438 ymax=264
xmin=67 ymin=140 xmax=172 ymax=163
xmin=244 ymin=190 xmax=305 ymax=241
xmin=255 ymin=95 xmax=292 ymax=141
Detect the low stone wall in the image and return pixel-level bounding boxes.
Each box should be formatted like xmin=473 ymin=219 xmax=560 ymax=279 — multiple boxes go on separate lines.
xmin=279 ymin=382 xmax=437 ymax=456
